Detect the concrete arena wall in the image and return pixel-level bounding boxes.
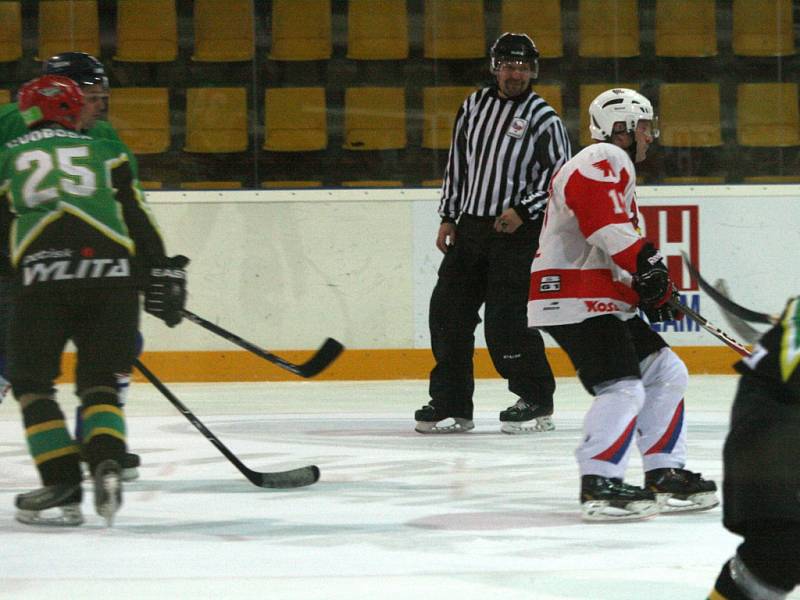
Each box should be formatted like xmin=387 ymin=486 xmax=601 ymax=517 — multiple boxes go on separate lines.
xmin=56 ymin=185 xmax=800 ymax=382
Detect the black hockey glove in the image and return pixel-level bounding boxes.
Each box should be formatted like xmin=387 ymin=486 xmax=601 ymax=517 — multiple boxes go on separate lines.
xmin=632 ymin=242 xmax=672 ymax=307
xmin=144 ymin=255 xmax=189 ymax=327
xmin=641 ymin=290 xmax=684 ymax=323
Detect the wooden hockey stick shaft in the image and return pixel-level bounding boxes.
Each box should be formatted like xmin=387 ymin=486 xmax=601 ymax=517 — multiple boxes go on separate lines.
xmin=181 ymin=309 xmax=344 ymax=378
xmin=666 ymin=298 xmax=751 ymax=357
xmin=134 ymin=359 xmax=320 ymax=488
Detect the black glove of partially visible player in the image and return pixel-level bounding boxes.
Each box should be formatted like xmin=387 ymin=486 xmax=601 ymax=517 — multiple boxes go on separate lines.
xmin=144 ymin=255 xmax=189 ymax=327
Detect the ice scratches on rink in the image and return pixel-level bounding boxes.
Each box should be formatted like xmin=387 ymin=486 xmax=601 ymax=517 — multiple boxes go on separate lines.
xmin=2 ymin=376 xmax=799 ymax=599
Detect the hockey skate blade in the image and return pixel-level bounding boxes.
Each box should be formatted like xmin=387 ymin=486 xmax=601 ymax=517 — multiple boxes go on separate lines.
xmin=94 ymin=461 xmax=122 ymax=527
xmin=656 ymin=491 xmax=720 ymax=513
xmin=415 ymin=418 xmax=475 ymax=434
xmin=500 ymin=416 xmax=555 ymax=434
xmin=581 ymin=500 xmax=660 ymax=523
xmin=15 ymin=505 xmax=84 ymax=527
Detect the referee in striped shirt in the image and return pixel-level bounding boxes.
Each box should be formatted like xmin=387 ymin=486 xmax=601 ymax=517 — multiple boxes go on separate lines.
xmin=415 ymin=33 xmax=571 ymax=434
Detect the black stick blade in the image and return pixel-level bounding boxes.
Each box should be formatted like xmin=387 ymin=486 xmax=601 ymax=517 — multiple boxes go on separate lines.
xmin=295 ymin=338 xmax=344 ymax=377
xmin=250 ymin=465 xmax=321 ymax=489
xmin=681 ymin=252 xmax=774 ymax=325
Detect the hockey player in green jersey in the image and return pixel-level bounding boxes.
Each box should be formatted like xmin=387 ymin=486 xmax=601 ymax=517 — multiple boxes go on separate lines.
xmin=0 ymin=75 xmax=188 ymax=526
xmin=708 ymin=297 xmax=800 ymax=599
xmin=0 ymin=53 xmax=145 ymax=480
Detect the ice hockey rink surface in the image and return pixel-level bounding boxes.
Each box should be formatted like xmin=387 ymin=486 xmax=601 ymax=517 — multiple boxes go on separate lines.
xmin=2 ymin=375 xmax=797 ymax=600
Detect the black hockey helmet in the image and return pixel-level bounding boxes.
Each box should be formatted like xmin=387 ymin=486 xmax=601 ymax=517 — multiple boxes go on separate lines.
xmin=490 ymin=32 xmax=539 ymax=78
xmin=43 ymin=52 xmax=108 ymax=90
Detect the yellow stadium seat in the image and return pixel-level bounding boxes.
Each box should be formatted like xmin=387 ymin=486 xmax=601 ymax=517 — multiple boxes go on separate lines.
xmin=341 ymin=180 xmax=403 ymax=187
xmin=139 ymin=180 xmax=162 ymax=189
xmin=659 ymin=83 xmax=721 ymax=147
xmin=180 ymin=181 xmax=243 ymax=190
xmin=193 ymin=0 xmax=254 ymax=62
xmin=0 ymin=2 xmax=22 ymax=62
xmin=263 ymin=87 xmax=327 ymax=152
xmin=655 ymin=0 xmax=717 ymax=57
xmin=737 ymin=83 xmax=800 ymax=147
xmin=662 ymin=176 xmax=726 ymax=184
xmin=501 ymin=0 xmax=562 ymax=58
xmin=423 ymin=0 xmax=485 ymax=59
xmin=262 ymin=181 xmax=323 ymax=188
xmin=422 ymin=179 xmax=443 ymax=187
xmin=536 ymin=84 xmax=563 ymax=116
xmin=743 ymin=175 xmax=800 ymax=183
xmin=184 ymin=88 xmax=248 ymax=153
xmin=422 ymin=86 xmax=475 ymax=150
xmin=579 ymin=83 xmax=638 ymax=148
xmin=269 ymin=0 xmax=331 ymax=61
xmin=38 ymin=0 xmax=100 ymax=60
xmin=579 ymin=0 xmax=639 ymax=57
xmin=733 ymin=0 xmax=795 ymax=56
xmin=108 ymin=88 xmax=170 ymax=154
xmin=115 ymin=0 xmax=177 ymax=62
xmin=347 ymin=0 xmax=408 ymax=60
xmin=343 ymin=87 xmax=406 ymax=150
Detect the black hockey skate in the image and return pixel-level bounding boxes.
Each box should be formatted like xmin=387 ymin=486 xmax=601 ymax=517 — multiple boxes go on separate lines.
xmin=580 ymin=475 xmax=660 ymax=522
xmin=499 ymin=399 xmax=555 ymax=434
xmin=15 ymin=484 xmax=84 ymax=526
xmin=81 ymin=451 xmax=139 ymax=482
xmin=414 ymin=404 xmax=474 ymax=434
xmin=121 ymin=452 xmax=141 ymax=482
xmin=645 ymin=468 xmax=719 ymax=513
xmin=94 ymin=459 xmax=122 ymax=527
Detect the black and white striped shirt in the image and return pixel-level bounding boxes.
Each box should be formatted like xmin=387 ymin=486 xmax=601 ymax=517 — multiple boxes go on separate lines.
xmin=439 ymin=86 xmax=571 ymax=221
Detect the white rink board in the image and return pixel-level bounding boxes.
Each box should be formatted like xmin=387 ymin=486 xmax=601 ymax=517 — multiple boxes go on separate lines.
xmin=143 ymin=186 xmax=800 ymax=351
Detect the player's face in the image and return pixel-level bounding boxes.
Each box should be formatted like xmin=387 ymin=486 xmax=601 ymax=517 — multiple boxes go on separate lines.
xmin=79 ymin=83 xmax=109 ymax=130
xmin=611 ymin=120 xmax=657 ymax=163
xmin=495 ymin=61 xmax=532 ymax=99
xmin=633 ymin=120 xmax=656 ymax=163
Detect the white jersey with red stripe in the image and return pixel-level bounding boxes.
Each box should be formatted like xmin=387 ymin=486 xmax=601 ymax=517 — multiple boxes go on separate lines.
xmin=528 ymin=142 xmax=646 ymax=327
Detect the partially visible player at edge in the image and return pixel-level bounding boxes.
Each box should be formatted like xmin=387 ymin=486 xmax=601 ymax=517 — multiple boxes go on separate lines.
xmin=0 ymin=75 xmax=188 ymax=526
xmin=0 ymin=52 xmax=143 ymax=481
xmin=708 ymin=297 xmax=800 ymax=599
xmin=527 ymin=88 xmax=717 ymax=522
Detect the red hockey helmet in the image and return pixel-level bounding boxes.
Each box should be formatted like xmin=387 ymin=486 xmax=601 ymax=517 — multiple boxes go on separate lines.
xmin=17 ymin=75 xmax=85 ymax=130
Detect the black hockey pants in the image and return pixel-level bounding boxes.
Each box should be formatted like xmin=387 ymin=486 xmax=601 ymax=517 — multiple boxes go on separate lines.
xmin=428 ymin=214 xmax=554 ymax=419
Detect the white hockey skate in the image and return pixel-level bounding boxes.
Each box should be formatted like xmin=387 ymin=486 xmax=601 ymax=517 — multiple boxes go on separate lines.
xmin=15 ymin=484 xmax=84 ymax=527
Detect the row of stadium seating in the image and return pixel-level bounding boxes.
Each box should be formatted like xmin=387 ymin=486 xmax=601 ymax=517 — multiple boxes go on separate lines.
xmin=2 ymin=82 xmax=793 ymax=155
xmin=0 ymin=0 xmax=794 ymax=63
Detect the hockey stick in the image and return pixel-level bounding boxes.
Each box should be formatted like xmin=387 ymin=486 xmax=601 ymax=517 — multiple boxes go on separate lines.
xmin=133 ymin=359 xmax=320 ymax=489
xmin=710 ymin=279 xmax=763 ymax=344
xmin=666 ymin=298 xmax=751 ymax=357
xmin=680 ymin=251 xmax=776 ymax=325
xmin=181 ymin=309 xmax=344 ymax=378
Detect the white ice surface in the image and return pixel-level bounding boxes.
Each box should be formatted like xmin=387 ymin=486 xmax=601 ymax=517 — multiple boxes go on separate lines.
xmin=0 ymin=376 xmax=795 ymax=599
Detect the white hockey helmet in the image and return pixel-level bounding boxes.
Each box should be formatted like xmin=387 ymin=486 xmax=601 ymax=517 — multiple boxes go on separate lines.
xmin=589 ymin=88 xmax=659 ymax=141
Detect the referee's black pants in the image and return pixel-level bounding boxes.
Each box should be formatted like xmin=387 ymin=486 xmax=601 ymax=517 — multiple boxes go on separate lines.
xmin=428 ymin=214 xmax=555 ymax=419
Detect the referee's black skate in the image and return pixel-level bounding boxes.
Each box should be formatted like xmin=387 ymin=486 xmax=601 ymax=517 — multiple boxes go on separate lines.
xmin=499 ymin=399 xmax=555 ymax=434
xmin=580 ymin=475 xmax=660 ymax=522
xmin=94 ymin=459 xmax=122 ymax=527
xmin=414 ymin=404 xmax=474 ymax=434
xmin=15 ymin=484 xmax=84 ymax=526
xmin=645 ymin=468 xmax=719 ymax=513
